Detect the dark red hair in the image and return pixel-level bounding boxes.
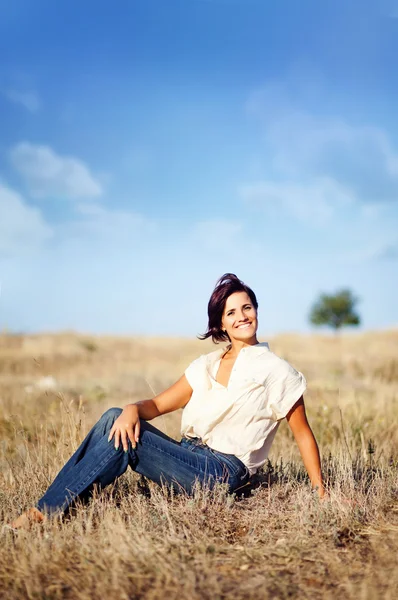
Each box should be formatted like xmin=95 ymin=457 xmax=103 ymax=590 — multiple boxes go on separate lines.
xmin=198 ymin=273 xmax=259 ymax=344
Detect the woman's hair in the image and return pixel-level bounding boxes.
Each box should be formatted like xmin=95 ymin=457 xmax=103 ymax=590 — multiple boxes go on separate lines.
xmin=198 ymin=273 xmax=259 ymax=344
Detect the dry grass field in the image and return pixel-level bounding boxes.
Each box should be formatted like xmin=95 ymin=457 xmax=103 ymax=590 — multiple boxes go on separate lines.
xmin=0 ymin=331 xmax=397 ymax=599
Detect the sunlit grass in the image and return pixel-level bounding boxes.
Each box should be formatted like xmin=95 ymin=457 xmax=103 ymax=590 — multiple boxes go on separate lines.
xmin=0 ymin=331 xmax=397 ymax=599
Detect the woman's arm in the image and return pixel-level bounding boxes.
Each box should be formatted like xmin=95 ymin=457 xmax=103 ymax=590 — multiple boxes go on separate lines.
xmin=286 ymin=396 xmax=326 ymax=499
xmin=110 ymin=375 xmax=194 ymax=452
xmin=125 ymin=374 xmax=193 ymax=419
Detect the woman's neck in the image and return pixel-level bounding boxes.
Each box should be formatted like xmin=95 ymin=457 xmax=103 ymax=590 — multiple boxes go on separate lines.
xmin=224 ymin=337 xmax=259 ymax=358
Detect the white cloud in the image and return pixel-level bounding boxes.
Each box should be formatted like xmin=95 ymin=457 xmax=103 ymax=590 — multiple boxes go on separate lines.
xmin=240 ymin=178 xmax=354 ymax=225
xmin=373 ymin=243 xmax=398 ymax=260
xmin=360 ymin=204 xmax=382 ymax=219
xmin=345 ymin=239 xmax=398 ymax=264
xmin=71 ymin=202 xmax=158 ymax=240
xmin=3 ymin=89 xmax=41 ymax=112
xmin=0 ymin=183 xmax=53 ymax=257
xmin=244 ymin=83 xmax=398 ymax=222
xmin=361 ymin=239 xmax=398 ymax=261
xmin=10 ymin=142 xmax=103 ymax=199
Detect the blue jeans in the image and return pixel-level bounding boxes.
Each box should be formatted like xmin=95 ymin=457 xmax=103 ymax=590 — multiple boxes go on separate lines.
xmin=37 ymin=408 xmax=251 ymax=516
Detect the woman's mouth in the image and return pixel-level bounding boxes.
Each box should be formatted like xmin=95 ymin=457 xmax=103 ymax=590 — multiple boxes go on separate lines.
xmin=236 ymin=322 xmax=252 ymax=329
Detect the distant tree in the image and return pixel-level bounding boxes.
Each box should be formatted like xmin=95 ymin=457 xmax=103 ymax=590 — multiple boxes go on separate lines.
xmin=309 ymin=289 xmax=361 ymax=332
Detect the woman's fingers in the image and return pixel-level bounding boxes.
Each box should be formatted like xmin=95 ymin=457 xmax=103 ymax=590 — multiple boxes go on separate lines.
xmin=126 ymin=426 xmax=136 ymax=448
xmin=108 ymin=412 xmax=140 ymax=452
xmin=121 ymin=429 xmax=128 ymax=453
xmin=134 ymin=420 xmax=140 ymax=444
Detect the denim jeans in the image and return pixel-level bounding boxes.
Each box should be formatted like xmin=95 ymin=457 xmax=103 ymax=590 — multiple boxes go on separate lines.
xmin=36 ymin=407 xmax=251 ymax=516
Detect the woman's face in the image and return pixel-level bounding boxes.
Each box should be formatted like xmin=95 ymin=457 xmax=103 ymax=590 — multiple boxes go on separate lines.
xmin=221 ymin=291 xmax=258 ymax=342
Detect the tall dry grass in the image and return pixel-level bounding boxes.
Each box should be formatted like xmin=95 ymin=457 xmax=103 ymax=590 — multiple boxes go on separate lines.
xmin=0 ymin=331 xmax=397 ymax=599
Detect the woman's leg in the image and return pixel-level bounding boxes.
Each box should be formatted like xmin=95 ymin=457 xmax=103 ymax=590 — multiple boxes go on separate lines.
xmin=36 ymin=407 xmax=248 ymax=517
xmin=11 ymin=408 xmax=125 ymax=528
xmin=36 ymin=407 xmax=126 ymax=515
xmin=40 ymin=407 xmax=125 ymax=485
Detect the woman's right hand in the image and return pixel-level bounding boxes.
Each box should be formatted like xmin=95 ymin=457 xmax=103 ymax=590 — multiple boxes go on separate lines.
xmin=108 ymin=404 xmax=140 ymax=452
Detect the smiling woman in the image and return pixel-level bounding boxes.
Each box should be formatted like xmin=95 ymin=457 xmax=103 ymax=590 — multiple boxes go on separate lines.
xmin=197 ymin=272 xmax=260 ymax=345
xmin=181 ymin=274 xmax=312 ymax=477
xmin=10 ymin=273 xmax=326 ymax=530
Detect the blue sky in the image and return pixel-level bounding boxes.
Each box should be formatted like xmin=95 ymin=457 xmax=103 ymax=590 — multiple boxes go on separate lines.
xmin=0 ymin=0 xmax=397 ymax=337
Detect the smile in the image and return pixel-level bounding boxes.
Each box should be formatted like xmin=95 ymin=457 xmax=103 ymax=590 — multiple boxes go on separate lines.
xmin=236 ymin=323 xmax=252 ymax=329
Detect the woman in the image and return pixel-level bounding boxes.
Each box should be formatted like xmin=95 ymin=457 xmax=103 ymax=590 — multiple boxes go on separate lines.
xmin=11 ymin=273 xmax=325 ymax=529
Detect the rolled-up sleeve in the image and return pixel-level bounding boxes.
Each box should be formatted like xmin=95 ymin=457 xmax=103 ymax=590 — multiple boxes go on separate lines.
xmin=267 ymin=360 xmax=307 ymax=421
xmin=184 ymin=355 xmax=205 ymax=391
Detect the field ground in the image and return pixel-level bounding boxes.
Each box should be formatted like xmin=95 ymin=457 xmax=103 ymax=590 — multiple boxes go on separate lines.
xmin=0 ymin=331 xmax=397 ymax=599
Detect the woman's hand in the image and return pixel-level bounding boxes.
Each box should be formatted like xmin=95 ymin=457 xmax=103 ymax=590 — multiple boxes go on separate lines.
xmin=108 ymin=404 xmax=140 ymax=452
xmin=316 ymin=487 xmax=329 ymax=501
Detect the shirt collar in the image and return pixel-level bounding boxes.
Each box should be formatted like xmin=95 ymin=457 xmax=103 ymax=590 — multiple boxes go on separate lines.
xmin=225 ymin=341 xmax=269 ymax=354
xmin=208 ymin=341 xmax=270 ymax=364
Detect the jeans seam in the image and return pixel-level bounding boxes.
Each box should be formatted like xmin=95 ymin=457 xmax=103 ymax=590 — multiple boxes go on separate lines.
xmin=208 ymin=450 xmax=241 ymax=477
xmin=67 ymin=446 xmax=129 ymax=502
xmin=182 ymin=438 xmax=242 ymax=479
xmin=209 ymin=451 xmax=238 ymax=481
xmin=141 ymin=440 xmax=221 ymax=479
xmin=38 ymin=448 xmax=126 ymax=515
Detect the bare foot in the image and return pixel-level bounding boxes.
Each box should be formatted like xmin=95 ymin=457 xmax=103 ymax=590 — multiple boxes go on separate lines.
xmin=10 ymin=507 xmax=47 ymax=530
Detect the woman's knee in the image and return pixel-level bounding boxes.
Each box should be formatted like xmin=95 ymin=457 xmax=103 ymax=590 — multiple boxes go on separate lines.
xmin=100 ymin=407 xmax=122 ymax=425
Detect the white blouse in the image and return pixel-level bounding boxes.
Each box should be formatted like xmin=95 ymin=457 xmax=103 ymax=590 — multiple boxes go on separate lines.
xmin=181 ymin=342 xmax=306 ymax=475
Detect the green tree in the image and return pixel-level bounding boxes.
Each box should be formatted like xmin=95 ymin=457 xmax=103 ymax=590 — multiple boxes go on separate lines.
xmin=309 ymin=289 xmax=361 ymax=332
